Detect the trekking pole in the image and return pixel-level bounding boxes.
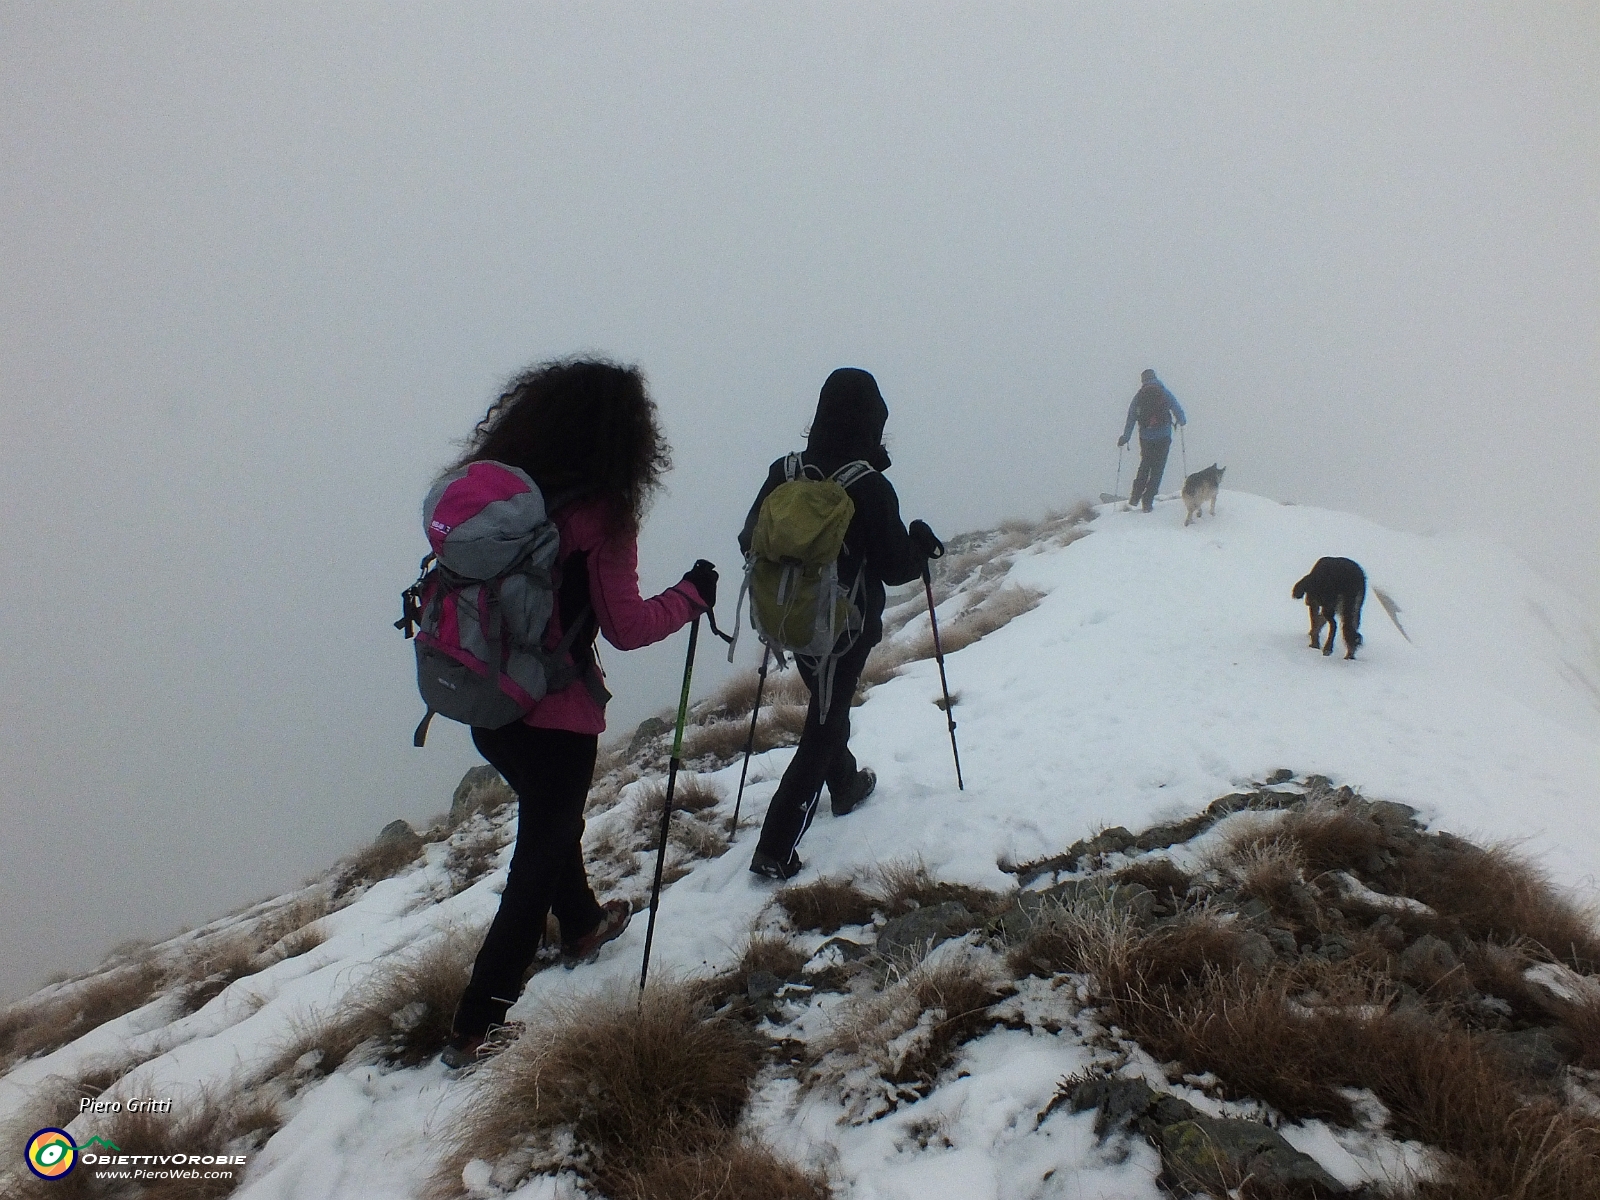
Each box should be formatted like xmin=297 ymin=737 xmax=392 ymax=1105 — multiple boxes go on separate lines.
xmin=1179 ymin=424 xmax=1189 ymax=476
xmin=921 ymin=558 xmax=965 ymax=791
xmin=639 ymin=614 xmax=701 ymax=995
xmin=728 ymin=644 xmax=771 ymax=840
xmin=1114 ymin=444 xmax=1125 ymax=502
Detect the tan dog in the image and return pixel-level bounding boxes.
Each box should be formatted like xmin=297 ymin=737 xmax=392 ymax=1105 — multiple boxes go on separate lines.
xmin=1182 ymin=463 xmax=1225 ymax=526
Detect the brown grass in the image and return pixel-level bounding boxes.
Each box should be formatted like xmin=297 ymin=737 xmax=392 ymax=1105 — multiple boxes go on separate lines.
xmin=811 ymin=951 xmax=1010 ymax=1117
xmin=444 ymin=823 xmax=510 ymax=894
xmin=707 ymin=934 xmax=812 ymax=1008
xmin=861 ymin=586 xmax=1045 ymax=687
xmin=439 ymin=982 xmax=763 ymax=1191
xmin=631 ymin=775 xmax=725 ymax=835
xmin=1385 ymin=839 xmax=1600 ymax=973
xmin=270 ymin=932 xmax=478 ymax=1077
xmin=12 ymin=1088 xmax=282 ymax=1199
xmin=775 ymin=877 xmax=879 ymax=933
xmin=336 ymin=833 xmax=423 ymax=895
xmin=606 ymin=1139 xmax=830 ymax=1200
xmin=0 ymin=961 xmax=168 ymax=1069
xmin=870 ymin=859 xmax=1008 ymax=918
xmin=176 ymin=933 xmax=264 ymax=1013
xmin=1114 ymin=858 xmax=1195 ymax=912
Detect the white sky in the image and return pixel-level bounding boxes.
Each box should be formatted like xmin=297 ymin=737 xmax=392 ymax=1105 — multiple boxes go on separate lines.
xmin=2 ymin=3 xmax=1595 ymax=1000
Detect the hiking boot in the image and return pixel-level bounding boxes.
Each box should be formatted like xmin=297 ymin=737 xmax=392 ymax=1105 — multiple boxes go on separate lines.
xmin=749 ymin=849 xmax=803 ymax=881
xmin=561 ymin=900 xmax=631 ymax=968
xmin=830 ymin=768 xmax=876 ymax=817
xmin=440 ymin=1035 xmax=484 ymax=1070
xmin=441 ymin=1020 xmax=525 ymax=1070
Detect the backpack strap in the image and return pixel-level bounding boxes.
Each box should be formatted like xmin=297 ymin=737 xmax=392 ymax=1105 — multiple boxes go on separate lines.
xmin=829 ymin=460 xmax=875 ymax=490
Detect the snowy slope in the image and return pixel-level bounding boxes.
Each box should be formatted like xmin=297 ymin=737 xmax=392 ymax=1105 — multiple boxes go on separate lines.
xmin=4 ymin=489 xmax=1597 ymax=1199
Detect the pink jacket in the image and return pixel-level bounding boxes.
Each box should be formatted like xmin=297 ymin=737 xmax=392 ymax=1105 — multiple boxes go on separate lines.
xmin=526 ymin=498 xmax=705 ymax=735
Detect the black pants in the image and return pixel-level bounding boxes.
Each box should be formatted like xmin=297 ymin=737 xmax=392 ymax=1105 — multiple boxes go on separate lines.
xmin=1130 ymin=437 xmax=1171 ymax=510
xmin=455 ymin=724 xmax=603 ymax=1038
xmin=755 ymin=634 xmax=874 ymax=865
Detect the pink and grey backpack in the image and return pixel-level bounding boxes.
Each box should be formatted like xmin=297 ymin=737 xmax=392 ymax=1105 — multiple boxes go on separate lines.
xmin=396 ymin=461 xmax=601 ymax=746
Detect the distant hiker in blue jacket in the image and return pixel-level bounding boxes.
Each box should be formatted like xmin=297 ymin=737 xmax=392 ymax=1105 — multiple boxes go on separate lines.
xmin=1117 ymin=369 xmax=1187 ymax=512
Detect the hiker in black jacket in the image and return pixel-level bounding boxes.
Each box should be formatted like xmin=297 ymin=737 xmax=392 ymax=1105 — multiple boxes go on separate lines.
xmin=740 ymin=367 xmax=941 ymax=880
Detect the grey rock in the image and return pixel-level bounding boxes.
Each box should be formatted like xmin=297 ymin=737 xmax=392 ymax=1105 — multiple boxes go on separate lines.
xmin=814 ymin=937 xmax=873 ymax=963
xmin=1042 ymin=880 xmax=1158 ymax=923
xmin=1238 ymin=898 xmax=1273 ymax=924
xmin=1266 ymin=768 xmax=1295 ymax=784
xmin=448 ymin=765 xmax=502 ymax=826
xmin=376 ymin=819 xmax=420 ymax=847
xmin=628 ymin=716 xmax=670 ymax=756
xmin=1069 ymin=1076 xmax=1157 ymax=1136
xmin=1160 ymin=1116 xmax=1348 ymax=1195
xmin=876 ymin=902 xmax=977 ymax=962
xmin=1237 ymin=932 xmax=1276 ymax=970
xmin=1399 ymin=934 xmax=1460 ymax=986
xmin=1316 ymin=935 xmax=1354 ymax=963
xmin=1367 ymin=801 xmax=1419 ymax=831
xmin=1493 ymin=1027 xmax=1571 ymax=1079
xmin=745 ymin=970 xmax=784 ymax=1002
xmin=1266 ymin=927 xmax=1300 ymax=956
xmin=1143 ymin=1094 xmax=1204 ymax=1134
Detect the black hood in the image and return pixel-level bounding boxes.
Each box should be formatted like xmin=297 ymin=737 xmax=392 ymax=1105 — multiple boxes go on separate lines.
xmin=808 ymin=367 xmax=890 ymax=469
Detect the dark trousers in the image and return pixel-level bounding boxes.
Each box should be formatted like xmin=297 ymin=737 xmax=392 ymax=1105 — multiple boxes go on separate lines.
xmin=455 ymin=724 xmax=603 ymax=1038
xmin=1130 ymin=437 xmax=1171 ymax=510
xmin=755 ymin=634 xmax=874 ymax=865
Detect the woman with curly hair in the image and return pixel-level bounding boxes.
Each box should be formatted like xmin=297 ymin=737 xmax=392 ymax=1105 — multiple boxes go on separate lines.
xmin=440 ymin=358 xmax=716 ymax=1068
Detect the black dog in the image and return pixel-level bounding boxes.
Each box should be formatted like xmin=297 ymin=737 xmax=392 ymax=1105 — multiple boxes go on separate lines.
xmin=1292 ymin=557 xmax=1365 ymax=659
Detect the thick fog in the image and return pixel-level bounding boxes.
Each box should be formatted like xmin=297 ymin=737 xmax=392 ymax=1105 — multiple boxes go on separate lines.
xmin=2 ymin=4 xmax=1595 ymax=1000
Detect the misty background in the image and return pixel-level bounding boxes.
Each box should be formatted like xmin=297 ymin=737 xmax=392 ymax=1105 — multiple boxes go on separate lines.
xmin=2 ymin=4 xmax=1595 ymax=1002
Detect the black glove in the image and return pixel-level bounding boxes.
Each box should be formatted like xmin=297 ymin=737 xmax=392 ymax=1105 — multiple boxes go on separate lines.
xmin=909 ymin=519 xmax=944 ymax=560
xmin=682 ymin=559 xmax=717 ymax=611
xmin=1117 ymin=434 xmax=1129 ymax=447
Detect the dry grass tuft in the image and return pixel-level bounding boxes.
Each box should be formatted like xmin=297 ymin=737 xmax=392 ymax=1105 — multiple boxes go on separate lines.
xmin=444 ymin=822 xmax=510 ymax=894
xmin=1113 ymin=858 xmax=1195 ymax=912
xmin=775 ymin=877 xmax=879 ymax=933
xmin=441 ymin=982 xmax=763 ymax=1190
xmin=1282 ymin=803 xmax=1388 ymax=876
xmin=811 ymin=950 xmax=1009 ymax=1119
xmin=606 ymin=1139 xmax=830 ymax=1200
xmin=0 ymin=961 xmax=168 ymax=1069
xmin=176 ymin=933 xmax=265 ymax=1013
xmin=706 ymin=935 xmax=811 ymax=1008
xmin=1387 ymin=839 xmax=1600 ymax=973
xmin=631 ymin=775 xmax=725 ymax=832
xmin=870 ymin=859 xmax=1007 ymax=918
xmin=336 ymin=834 xmax=424 ymax=895
xmin=1005 ymin=886 xmax=1150 ymax=980
xmin=269 ymin=931 xmax=478 ymax=1078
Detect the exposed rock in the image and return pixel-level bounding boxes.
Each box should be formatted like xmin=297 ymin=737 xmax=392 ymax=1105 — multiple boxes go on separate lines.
xmin=1367 ymin=800 xmax=1419 ymax=831
xmin=628 ymin=716 xmax=670 ymax=756
xmin=1493 ymin=1027 xmax=1572 ymax=1079
xmin=813 ymin=937 xmax=874 ymax=964
xmin=448 ymin=765 xmax=502 ymax=826
xmin=1399 ymin=934 xmax=1460 ymax=988
xmin=745 ymin=970 xmax=783 ymax=1002
xmin=1237 ymin=931 xmax=1276 ymax=970
xmin=876 ymin=902 xmax=977 ymax=962
xmin=377 ymin=819 xmax=420 ymax=848
xmin=1067 ymin=1075 xmax=1159 ymax=1136
xmin=1266 ymin=768 xmax=1295 ymax=784
xmin=1160 ymin=1116 xmax=1348 ymax=1195
xmin=1265 ymin=927 xmax=1300 ymax=956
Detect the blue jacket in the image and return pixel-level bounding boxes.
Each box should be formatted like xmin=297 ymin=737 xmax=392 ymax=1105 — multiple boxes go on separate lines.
xmin=1122 ymin=382 xmax=1187 ymax=443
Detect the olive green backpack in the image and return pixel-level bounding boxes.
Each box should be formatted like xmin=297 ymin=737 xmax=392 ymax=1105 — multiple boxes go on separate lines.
xmin=729 ymin=453 xmax=874 ymax=721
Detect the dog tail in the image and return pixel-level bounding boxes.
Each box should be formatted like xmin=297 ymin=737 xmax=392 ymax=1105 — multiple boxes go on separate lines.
xmin=1292 ymin=576 xmax=1309 ymax=600
xmin=1373 ymin=586 xmax=1412 ymax=644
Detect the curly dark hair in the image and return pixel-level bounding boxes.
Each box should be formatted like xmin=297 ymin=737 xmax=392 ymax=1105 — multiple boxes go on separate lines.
xmin=454 ymin=357 xmax=671 ymax=535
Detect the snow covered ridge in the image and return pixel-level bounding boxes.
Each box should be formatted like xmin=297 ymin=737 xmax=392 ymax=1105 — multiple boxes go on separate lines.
xmin=2 ymin=489 xmax=1599 ymax=1199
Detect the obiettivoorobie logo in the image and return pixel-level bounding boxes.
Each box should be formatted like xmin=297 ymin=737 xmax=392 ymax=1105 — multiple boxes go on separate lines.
xmin=25 ymin=1132 xmax=121 ymax=1181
